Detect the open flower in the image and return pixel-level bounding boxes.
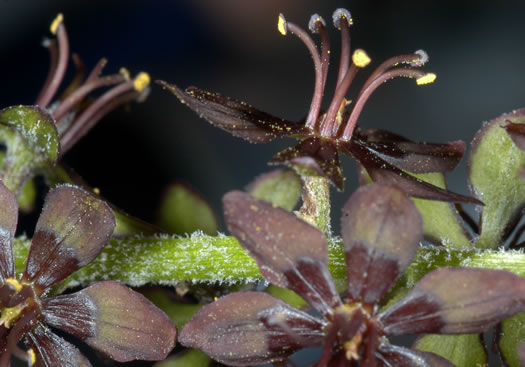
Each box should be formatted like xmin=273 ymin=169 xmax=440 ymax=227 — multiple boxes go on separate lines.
xmin=34 ymin=13 xmax=151 ymax=155
xmin=180 ymin=184 xmax=525 ymax=366
xmin=0 ymin=14 xmax=152 ymax=195
xmin=0 ymin=183 xmax=176 ymax=365
xmin=159 ymin=9 xmax=477 ymax=204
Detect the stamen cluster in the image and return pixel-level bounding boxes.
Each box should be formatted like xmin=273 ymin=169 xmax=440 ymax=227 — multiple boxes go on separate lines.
xmin=277 ymin=9 xmax=435 ymax=141
xmin=36 ymin=14 xmax=151 ymax=155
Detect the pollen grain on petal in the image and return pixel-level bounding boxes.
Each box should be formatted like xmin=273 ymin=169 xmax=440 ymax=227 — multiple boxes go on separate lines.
xmin=50 ymin=13 xmax=64 ymax=35
xmin=352 ymin=49 xmax=371 ymax=68
xmin=278 ymin=13 xmax=287 ymax=35
xmin=416 ymin=72 xmax=437 ymax=85
xmin=134 ymin=72 xmax=151 ymax=92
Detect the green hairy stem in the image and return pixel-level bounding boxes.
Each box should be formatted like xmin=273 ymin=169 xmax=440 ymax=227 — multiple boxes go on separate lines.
xmin=12 ymin=236 xmax=525 ymax=290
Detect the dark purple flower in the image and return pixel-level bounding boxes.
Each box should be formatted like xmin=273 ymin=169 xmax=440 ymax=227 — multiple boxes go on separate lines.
xmin=0 ymin=13 xmax=153 ymax=201
xmin=33 ymin=13 xmax=150 ymax=156
xmin=179 ymin=184 xmax=525 ymax=366
xmin=0 ymin=183 xmax=176 ymax=366
xmin=159 ymin=9 xmax=478 ymax=204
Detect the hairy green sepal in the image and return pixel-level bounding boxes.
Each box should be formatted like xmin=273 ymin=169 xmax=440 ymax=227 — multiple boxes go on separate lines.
xmin=247 ymin=169 xmax=302 ymax=211
xmin=154 ymin=349 xmax=210 ymax=367
xmin=414 ymin=334 xmax=487 ymax=367
xmin=157 ymin=183 xmax=218 ymax=235
xmin=498 ymin=311 xmax=525 ymax=367
xmin=469 ymin=109 xmax=525 ymax=249
xmin=411 ymin=172 xmax=472 ymax=249
xmin=0 ymin=106 xmax=59 ymax=193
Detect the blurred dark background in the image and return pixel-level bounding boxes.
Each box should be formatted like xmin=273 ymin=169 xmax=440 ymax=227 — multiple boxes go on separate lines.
xmin=1 ymin=0 xmax=525 ymax=230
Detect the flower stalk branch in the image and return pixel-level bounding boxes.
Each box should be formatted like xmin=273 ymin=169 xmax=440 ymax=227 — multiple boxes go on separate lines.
xmin=11 ymin=235 xmax=525 ymax=291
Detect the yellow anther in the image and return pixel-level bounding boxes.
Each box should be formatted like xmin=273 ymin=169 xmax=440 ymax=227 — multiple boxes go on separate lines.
xmin=119 ymin=67 xmax=131 ymax=80
xmin=277 ymin=14 xmax=287 ymax=36
xmin=133 ymin=72 xmax=151 ymax=92
xmin=93 ymin=187 xmax=101 ymax=195
xmin=335 ymin=98 xmax=350 ymax=127
xmin=416 ymin=72 xmax=437 ymax=85
xmin=1 ymin=304 xmax=24 ymax=328
xmin=5 ymin=278 xmax=22 ymax=292
xmin=28 ymin=349 xmax=36 ymax=366
xmin=344 ymin=334 xmax=363 ymax=360
xmin=50 ymin=14 xmax=64 ymax=35
xmin=352 ymin=49 xmax=371 ymax=68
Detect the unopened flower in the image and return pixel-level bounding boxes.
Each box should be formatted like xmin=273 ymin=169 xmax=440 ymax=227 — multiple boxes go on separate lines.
xmin=0 ymin=183 xmax=176 ymax=365
xmin=180 ymin=184 xmax=525 ymax=366
xmin=160 ymin=9 xmax=477 ymax=204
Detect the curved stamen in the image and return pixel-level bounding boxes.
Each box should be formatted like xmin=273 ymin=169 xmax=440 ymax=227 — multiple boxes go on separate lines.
xmin=278 ymin=14 xmax=324 ymax=131
xmin=3 ymin=303 xmax=40 ymax=365
xmin=317 ymin=322 xmax=339 ymax=367
xmin=361 ymin=50 xmax=428 ymax=93
xmin=309 ymin=14 xmax=330 ymax=90
xmin=333 ymin=8 xmax=353 ymax=87
xmin=53 ymin=73 xmax=127 ymax=123
xmin=60 ymin=53 xmax=86 ymax=100
xmin=320 ymin=49 xmax=370 ymax=137
xmin=86 ymin=57 xmax=109 ymax=83
xmin=0 ymin=286 xmax=12 ymax=307
xmin=60 ymin=72 xmax=150 ymax=155
xmin=61 ymin=91 xmax=144 ymax=156
xmin=35 ymin=14 xmax=70 ymax=108
xmin=35 ymin=39 xmax=58 ymax=105
xmin=340 ymin=69 xmax=436 ymax=141
xmin=360 ymin=323 xmax=378 ymax=364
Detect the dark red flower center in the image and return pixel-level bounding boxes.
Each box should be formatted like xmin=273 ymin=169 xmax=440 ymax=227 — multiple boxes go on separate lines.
xmin=317 ymin=302 xmax=385 ymax=364
xmin=0 ymin=278 xmax=41 ymax=365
